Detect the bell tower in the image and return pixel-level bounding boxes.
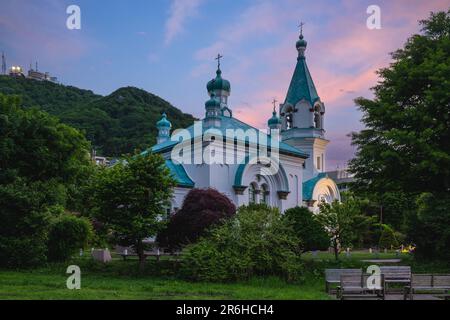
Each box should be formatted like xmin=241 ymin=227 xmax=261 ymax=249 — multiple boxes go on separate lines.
xmin=280 ymin=25 xmax=328 ymax=181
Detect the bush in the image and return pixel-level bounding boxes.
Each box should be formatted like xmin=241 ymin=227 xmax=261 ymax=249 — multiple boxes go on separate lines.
xmin=181 ymin=205 xmax=303 ymax=282
xmin=284 ymin=207 xmax=330 ymax=251
xmin=157 ymin=188 xmax=236 ymax=249
xmin=47 ymin=214 xmax=93 ymax=262
xmin=409 ymin=193 xmax=450 ymax=261
xmin=378 ymin=224 xmax=399 ymax=249
xmin=0 ymin=179 xmax=52 ymax=268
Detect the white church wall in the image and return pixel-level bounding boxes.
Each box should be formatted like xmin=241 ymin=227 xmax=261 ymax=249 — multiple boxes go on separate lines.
xmin=171 ymin=187 xmax=189 ymax=212
xmin=280 ymin=154 xmax=304 ymax=209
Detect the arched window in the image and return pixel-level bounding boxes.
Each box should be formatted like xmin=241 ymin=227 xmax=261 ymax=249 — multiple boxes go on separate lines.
xmin=314 ymin=105 xmax=321 ymax=129
xmin=249 ymin=183 xmax=258 ymax=204
xmin=283 ymin=106 xmax=294 ymax=130
xmin=286 ymin=113 xmax=293 ymax=129
xmin=261 ymin=184 xmax=269 ymax=205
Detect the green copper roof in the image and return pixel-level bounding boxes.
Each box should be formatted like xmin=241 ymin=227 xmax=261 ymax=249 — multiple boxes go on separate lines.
xmin=284 ymin=44 xmax=320 ymax=106
xmin=148 ymin=115 xmax=309 ymax=158
xmin=296 ymin=34 xmax=307 ymax=49
xmin=165 ymin=159 xmax=195 ymax=188
xmin=156 ymin=113 xmax=172 ymax=128
xmin=302 ymin=173 xmax=327 ymax=200
xmin=205 ymin=93 xmax=221 ymax=108
xmin=207 ymin=68 xmax=231 ymax=93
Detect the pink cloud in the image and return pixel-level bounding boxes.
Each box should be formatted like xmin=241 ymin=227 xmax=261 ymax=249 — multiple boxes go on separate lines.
xmin=164 ymin=0 xmax=203 ymax=45
xmin=190 ymin=0 xmax=448 ymax=169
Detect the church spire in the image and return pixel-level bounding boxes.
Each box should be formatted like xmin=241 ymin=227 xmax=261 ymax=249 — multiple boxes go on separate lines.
xmin=284 ymin=26 xmax=319 ymax=108
xmin=279 ymin=26 xmax=325 ymax=137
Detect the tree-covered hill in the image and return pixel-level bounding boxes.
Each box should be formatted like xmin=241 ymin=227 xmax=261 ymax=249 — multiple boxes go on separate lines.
xmin=0 ymin=76 xmax=196 ymax=156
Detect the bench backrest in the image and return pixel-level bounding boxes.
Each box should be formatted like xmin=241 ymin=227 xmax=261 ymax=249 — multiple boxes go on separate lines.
xmin=340 ymin=274 xmax=363 ymax=289
xmin=433 ymin=275 xmax=450 ymax=288
xmin=411 ymin=274 xmax=433 ymax=287
xmin=380 ymin=266 xmax=411 ymax=279
xmin=325 ymin=269 xmax=362 ymax=282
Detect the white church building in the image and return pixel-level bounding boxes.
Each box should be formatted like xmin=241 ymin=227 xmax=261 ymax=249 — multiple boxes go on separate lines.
xmin=143 ymin=31 xmax=340 ymax=212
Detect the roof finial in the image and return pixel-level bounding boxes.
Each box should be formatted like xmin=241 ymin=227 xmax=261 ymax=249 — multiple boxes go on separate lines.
xmin=272 ymin=98 xmax=278 ymax=113
xmin=215 ymin=53 xmax=223 ymax=70
xmin=298 ymin=21 xmax=305 ymax=39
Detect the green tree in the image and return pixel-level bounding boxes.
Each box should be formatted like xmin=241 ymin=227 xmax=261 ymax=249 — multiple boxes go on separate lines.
xmin=409 ymin=193 xmax=450 ymax=261
xmin=348 ymin=10 xmax=450 ymax=259
xmin=0 ymin=93 xmax=93 ymax=267
xmin=47 ymin=213 xmax=93 ymax=262
xmin=316 ymin=197 xmax=373 ymax=260
xmin=349 ymin=10 xmax=450 ymax=196
xmin=87 ymin=153 xmax=176 ymax=270
xmin=283 ymin=207 xmax=330 ymax=252
xmin=378 ymin=224 xmax=400 ymax=250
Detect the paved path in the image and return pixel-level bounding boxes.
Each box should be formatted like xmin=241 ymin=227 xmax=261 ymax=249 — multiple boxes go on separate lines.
xmin=361 ymin=259 xmax=402 ymax=263
xmin=331 ymin=294 xmax=442 ymax=300
xmin=387 ymin=294 xmax=441 ymax=300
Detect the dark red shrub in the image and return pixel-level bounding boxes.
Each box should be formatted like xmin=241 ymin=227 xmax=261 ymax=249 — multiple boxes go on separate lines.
xmin=157 ymin=188 xmax=236 ymax=249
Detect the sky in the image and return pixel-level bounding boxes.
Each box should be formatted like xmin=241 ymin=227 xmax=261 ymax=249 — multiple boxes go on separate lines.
xmin=1 ymin=0 xmax=448 ymax=169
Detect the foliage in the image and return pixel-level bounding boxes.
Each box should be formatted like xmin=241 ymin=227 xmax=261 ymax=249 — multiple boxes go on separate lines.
xmin=47 ymin=214 xmax=93 ymax=262
xmin=0 ymin=179 xmax=51 ymax=267
xmin=0 ymin=77 xmax=196 ymax=156
xmin=348 ymin=10 xmax=450 ymax=260
xmin=349 ymin=10 xmax=450 ymax=196
xmin=378 ymin=224 xmax=400 ymax=249
xmin=316 ymin=196 xmax=375 ymax=260
xmin=283 ymin=206 xmax=330 ymax=251
xmin=410 ymin=193 xmax=450 ymax=261
xmin=157 ymin=188 xmax=236 ymax=249
xmin=86 ymin=153 xmax=176 ymax=268
xmin=181 ymin=205 xmax=303 ymax=282
xmin=0 ymin=94 xmax=93 ymax=267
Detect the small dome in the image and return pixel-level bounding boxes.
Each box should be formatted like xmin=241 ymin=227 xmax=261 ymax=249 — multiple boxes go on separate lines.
xmin=156 ymin=113 xmax=171 ymax=128
xmin=268 ymin=110 xmax=281 ymax=126
xmin=296 ymin=34 xmax=307 ymax=49
xmin=207 ymin=69 xmax=231 ymax=93
xmin=205 ymin=93 xmax=221 ymax=108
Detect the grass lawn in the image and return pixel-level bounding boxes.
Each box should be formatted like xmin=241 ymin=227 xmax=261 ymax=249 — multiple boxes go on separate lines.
xmin=0 ymin=268 xmax=328 ymax=300
xmin=1 ymin=251 xmax=447 ymax=300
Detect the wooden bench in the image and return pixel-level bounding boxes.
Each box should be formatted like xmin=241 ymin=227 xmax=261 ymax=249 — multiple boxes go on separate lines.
xmin=380 ymin=266 xmax=411 ymax=292
xmin=404 ymin=274 xmax=450 ymax=300
xmin=325 ymin=269 xmax=362 ymax=294
xmin=118 ymin=249 xmax=181 ymax=261
xmin=337 ymin=274 xmax=385 ymax=300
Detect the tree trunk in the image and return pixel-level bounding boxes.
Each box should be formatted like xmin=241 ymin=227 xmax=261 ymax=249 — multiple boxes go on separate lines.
xmin=333 ymin=238 xmax=339 ymax=261
xmin=136 ymin=240 xmax=145 ymax=272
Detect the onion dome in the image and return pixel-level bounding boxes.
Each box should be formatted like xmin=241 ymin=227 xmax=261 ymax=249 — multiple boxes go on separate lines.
xmin=156 ymin=112 xmax=171 ymax=128
xmin=205 ymin=92 xmax=221 ymax=108
xmin=296 ymin=34 xmax=307 ymax=50
xmin=268 ymin=110 xmax=281 ymax=127
xmin=207 ymin=68 xmax=231 ymax=93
